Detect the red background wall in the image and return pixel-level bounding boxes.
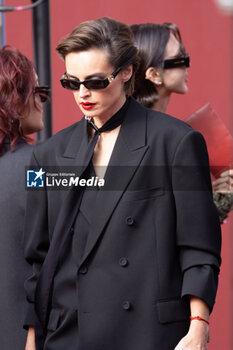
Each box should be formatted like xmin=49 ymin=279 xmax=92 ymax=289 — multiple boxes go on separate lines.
xmin=4 ymin=0 xmax=233 ymax=348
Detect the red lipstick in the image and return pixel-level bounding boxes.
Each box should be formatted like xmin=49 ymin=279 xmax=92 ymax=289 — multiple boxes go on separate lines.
xmin=80 ymin=102 xmax=96 ymax=110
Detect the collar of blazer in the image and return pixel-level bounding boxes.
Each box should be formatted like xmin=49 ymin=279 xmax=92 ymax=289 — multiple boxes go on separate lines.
xmin=61 ymin=97 xmax=147 ymax=160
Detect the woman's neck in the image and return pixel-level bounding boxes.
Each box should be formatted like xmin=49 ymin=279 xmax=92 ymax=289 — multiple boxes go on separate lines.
xmin=151 ymin=94 xmax=170 ymax=113
xmin=93 ymin=95 xmax=126 ymax=128
xmin=151 ymin=87 xmax=172 ymax=113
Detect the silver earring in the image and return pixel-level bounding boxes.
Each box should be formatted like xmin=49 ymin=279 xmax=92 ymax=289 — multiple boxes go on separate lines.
xmin=154 ymin=79 xmax=162 ymax=86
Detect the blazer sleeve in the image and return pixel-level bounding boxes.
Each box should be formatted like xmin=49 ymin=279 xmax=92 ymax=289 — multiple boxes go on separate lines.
xmin=23 ymin=151 xmax=50 ymax=328
xmin=172 ymin=129 xmax=221 ymax=312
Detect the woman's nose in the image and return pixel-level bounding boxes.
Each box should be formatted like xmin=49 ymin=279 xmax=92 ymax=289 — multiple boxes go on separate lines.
xmin=79 ymin=83 xmax=91 ymax=98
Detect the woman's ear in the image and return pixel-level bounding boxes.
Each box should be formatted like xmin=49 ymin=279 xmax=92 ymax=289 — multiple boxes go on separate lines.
xmin=145 ymin=67 xmax=163 ymax=86
xmin=121 ymin=65 xmax=133 ymax=83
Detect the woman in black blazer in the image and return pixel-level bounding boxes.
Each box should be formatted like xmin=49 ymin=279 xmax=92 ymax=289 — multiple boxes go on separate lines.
xmin=0 ymin=46 xmax=49 ymax=350
xmin=24 ymin=18 xmax=221 ymax=350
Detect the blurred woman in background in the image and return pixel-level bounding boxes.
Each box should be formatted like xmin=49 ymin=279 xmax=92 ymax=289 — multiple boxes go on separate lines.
xmin=131 ymin=22 xmax=187 ymax=113
xmin=0 ymin=45 xmax=49 ymax=350
xmin=131 ymin=23 xmax=233 ymax=222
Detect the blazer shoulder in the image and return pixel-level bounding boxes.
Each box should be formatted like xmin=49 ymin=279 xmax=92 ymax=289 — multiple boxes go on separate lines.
xmin=147 ymin=108 xmax=193 ymax=136
xmin=32 ymin=120 xmax=83 ymax=160
xmin=144 ymin=108 xmax=207 ymax=160
xmin=129 ymin=98 xmax=193 ymax=137
xmin=0 ymin=140 xmax=33 ymax=164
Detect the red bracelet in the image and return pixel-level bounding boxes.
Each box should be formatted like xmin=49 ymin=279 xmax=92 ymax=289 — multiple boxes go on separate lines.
xmin=190 ymin=316 xmax=209 ymax=325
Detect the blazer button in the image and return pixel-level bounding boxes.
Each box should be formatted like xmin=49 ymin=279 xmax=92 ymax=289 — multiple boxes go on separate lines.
xmin=126 ymin=216 xmax=134 ymax=226
xmin=79 ymin=266 xmax=88 ymax=274
xmin=119 ymin=257 xmax=128 ymax=267
xmin=70 ymin=227 xmax=74 ymax=234
xmin=122 ymin=301 xmax=131 ymax=310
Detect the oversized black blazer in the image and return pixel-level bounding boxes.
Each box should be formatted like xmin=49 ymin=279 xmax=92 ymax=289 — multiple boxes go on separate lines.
xmin=23 ymin=98 xmax=221 ymax=350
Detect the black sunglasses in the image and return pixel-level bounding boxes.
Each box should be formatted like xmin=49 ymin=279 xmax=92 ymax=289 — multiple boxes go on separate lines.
xmin=60 ymin=67 xmax=121 ymax=91
xmin=163 ymin=54 xmax=190 ymax=69
xmin=34 ymin=86 xmax=51 ymax=103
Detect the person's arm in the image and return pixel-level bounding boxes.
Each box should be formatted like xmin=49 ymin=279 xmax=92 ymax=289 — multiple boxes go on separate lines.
xmin=172 ymin=130 xmax=221 ymax=349
xmin=175 ymin=296 xmax=209 ymax=350
xmin=172 ymin=130 xmax=221 ymax=307
xmin=23 ymin=150 xmax=50 ymax=330
xmin=25 ymin=327 xmax=36 ymax=350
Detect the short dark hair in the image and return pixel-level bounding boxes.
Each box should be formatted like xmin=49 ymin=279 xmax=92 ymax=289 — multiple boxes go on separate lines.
xmin=131 ymin=23 xmax=185 ymax=108
xmin=56 ymin=17 xmax=138 ymax=95
xmin=0 ymin=45 xmax=36 ymax=153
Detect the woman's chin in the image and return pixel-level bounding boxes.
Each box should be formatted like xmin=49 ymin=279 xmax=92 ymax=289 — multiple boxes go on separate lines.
xmin=175 ymin=86 xmax=188 ymax=95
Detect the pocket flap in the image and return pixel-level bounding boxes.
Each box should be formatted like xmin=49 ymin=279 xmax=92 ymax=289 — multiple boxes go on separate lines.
xmin=47 ymin=309 xmax=61 ymax=331
xmin=157 ymin=298 xmax=190 ymax=324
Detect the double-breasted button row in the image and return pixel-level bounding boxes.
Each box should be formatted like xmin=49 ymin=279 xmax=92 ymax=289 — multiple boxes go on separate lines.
xmin=119 ymin=257 xmax=128 ymax=267
xmin=122 ymin=300 xmax=131 ymax=310
xmin=126 ymin=216 xmax=134 ymax=226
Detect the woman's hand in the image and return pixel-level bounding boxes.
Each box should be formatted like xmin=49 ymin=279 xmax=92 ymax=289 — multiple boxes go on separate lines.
xmin=175 ymin=296 xmax=209 ymax=350
xmin=174 ymin=320 xmax=209 ymax=350
xmin=212 ymin=169 xmax=233 ymax=193
xmin=25 ymin=326 xmax=36 ymax=350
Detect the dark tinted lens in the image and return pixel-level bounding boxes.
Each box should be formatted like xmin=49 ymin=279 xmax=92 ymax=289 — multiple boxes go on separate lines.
xmin=184 ymin=55 xmax=190 ymax=68
xmin=60 ymin=78 xmax=80 ymax=91
xmin=60 ymin=76 xmax=110 ymax=91
xmin=163 ymin=55 xmax=189 ymax=69
xmin=84 ymin=78 xmax=109 ymax=90
xmin=34 ymin=87 xmax=50 ymax=103
xmin=39 ymin=94 xmax=48 ymax=103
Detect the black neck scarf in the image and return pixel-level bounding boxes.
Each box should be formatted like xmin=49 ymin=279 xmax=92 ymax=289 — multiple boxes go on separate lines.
xmin=83 ymin=98 xmax=129 ymax=167
xmin=35 ymin=98 xmax=130 ymax=327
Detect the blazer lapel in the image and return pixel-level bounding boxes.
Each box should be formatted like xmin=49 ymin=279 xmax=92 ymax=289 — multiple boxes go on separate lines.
xmin=56 ymin=117 xmax=89 ymax=173
xmin=80 ymin=98 xmax=149 ymax=266
xmin=50 ymin=117 xmax=89 ymax=216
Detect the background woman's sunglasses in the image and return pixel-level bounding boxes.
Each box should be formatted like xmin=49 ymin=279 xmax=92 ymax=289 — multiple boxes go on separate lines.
xmin=60 ymin=67 xmax=121 ymax=91
xmin=163 ymin=54 xmax=190 ymax=69
xmin=34 ymin=86 xmax=51 ymax=103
